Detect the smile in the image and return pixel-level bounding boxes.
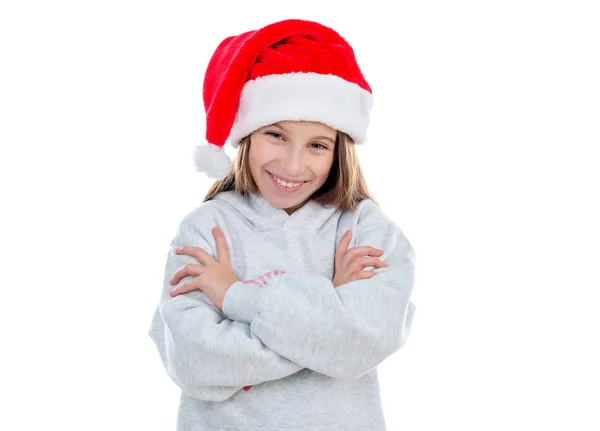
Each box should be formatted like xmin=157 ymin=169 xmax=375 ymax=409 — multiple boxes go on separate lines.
xmin=267 ymin=171 xmax=308 ymax=192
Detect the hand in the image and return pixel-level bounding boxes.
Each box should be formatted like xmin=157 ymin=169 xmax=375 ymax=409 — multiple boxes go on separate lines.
xmin=169 ymin=226 xmax=239 ymax=311
xmin=332 ymin=230 xmax=388 ymax=288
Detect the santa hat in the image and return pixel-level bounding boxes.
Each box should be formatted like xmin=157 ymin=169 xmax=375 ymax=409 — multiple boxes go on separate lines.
xmin=193 ymin=18 xmax=373 ymax=179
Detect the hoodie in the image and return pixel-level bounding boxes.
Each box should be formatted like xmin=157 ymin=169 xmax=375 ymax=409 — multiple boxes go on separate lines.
xmin=148 ymin=190 xmax=417 ymax=430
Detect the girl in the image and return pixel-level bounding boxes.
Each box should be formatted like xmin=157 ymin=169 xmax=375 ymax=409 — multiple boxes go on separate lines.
xmin=148 ymin=18 xmax=417 ymax=431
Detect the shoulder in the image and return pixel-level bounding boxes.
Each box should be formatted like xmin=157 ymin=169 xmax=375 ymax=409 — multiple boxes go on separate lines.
xmin=172 ymin=196 xmax=230 ymax=243
xmin=343 ymin=199 xmax=414 ymax=256
xmin=344 ymin=199 xmax=393 ymax=227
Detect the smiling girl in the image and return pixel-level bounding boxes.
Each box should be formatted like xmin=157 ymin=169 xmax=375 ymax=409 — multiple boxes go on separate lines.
xmin=148 ymin=18 xmax=417 ymax=431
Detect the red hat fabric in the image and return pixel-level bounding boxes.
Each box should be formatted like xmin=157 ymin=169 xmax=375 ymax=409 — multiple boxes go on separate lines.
xmin=193 ymin=18 xmax=373 ymax=179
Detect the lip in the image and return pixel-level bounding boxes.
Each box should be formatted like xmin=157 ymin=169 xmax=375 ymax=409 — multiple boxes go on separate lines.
xmin=267 ymin=171 xmax=307 ymax=184
xmin=266 ymin=171 xmax=307 ymax=193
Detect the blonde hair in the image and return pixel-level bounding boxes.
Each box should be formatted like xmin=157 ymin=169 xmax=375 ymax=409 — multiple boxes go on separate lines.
xmin=203 ymin=130 xmax=377 ymax=212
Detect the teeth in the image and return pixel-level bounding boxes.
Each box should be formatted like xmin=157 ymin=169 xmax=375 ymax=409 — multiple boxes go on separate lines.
xmin=271 ymin=174 xmax=303 ymax=188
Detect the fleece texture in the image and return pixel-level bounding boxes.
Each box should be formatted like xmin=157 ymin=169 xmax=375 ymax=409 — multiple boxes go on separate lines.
xmin=148 ymin=190 xmax=416 ymax=430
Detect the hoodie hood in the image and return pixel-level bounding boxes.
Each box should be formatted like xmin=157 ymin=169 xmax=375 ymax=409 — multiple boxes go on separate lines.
xmin=211 ymin=190 xmax=341 ymax=231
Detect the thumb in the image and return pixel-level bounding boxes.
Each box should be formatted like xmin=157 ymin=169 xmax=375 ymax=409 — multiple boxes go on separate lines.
xmin=335 ymin=230 xmax=352 ymax=266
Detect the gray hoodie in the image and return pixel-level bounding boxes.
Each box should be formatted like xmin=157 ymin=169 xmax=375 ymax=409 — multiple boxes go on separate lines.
xmin=148 ymin=190 xmax=417 ymax=430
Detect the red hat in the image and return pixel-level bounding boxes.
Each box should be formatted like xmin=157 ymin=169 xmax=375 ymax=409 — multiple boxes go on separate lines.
xmin=193 ymin=18 xmax=373 ymax=179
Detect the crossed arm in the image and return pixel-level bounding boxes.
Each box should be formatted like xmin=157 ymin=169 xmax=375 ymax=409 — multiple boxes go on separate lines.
xmin=148 ymin=213 xmax=416 ymax=402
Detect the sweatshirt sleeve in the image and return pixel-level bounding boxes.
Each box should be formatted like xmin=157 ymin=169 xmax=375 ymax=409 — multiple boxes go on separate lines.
xmin=147 ymin=219 xmax=305 ymax=402
xmin=222 ymin=216 xmax=417 ymax=381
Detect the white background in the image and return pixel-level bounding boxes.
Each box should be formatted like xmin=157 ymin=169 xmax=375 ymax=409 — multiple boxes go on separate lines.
xmin=1 ymin=1 xmax=598 ymax=430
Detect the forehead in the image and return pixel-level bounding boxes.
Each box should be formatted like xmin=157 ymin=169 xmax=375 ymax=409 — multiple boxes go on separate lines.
xmin=268 ymin=121 xmax=336 ymax=137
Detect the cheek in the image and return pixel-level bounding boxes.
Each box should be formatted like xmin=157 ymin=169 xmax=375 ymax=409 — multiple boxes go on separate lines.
xmin=248 ymin=141 xmax=276 ymax=180
xmin=250 ymin=142 xmax=282 ymax=169
xmin=316 ymin=157 xmax=335 ymax=180
xmin=249 ymin=140 xmax=273 ymax=162
xmin=248 ymin=142 xmax=265 ymax=171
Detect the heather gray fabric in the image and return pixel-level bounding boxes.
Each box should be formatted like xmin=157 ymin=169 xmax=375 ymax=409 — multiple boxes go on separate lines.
xmin=148 ymin=190 xmax=416 ymax=430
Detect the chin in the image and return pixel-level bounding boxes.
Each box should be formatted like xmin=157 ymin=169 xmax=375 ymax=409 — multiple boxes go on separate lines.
xmin=265 ymin=190 xmax=310 ymax=208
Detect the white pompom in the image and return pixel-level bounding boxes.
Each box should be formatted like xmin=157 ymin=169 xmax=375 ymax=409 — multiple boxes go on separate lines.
xmin=193 ymin=143 xmax=232 ymax=179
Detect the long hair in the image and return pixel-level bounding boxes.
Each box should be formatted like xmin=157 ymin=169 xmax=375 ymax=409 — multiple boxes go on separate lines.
xmin=203 ymin=130 xmax=377 ymax=211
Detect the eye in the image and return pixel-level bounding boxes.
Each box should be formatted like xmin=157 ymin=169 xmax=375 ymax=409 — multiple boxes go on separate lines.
xmin=310 ymin=143 xmax=328 ymax=150
xmin=265 ymin=131 xmax=284 ymax=140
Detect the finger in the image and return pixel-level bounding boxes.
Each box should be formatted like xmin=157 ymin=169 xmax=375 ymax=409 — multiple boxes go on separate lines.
xmin=355 ymin=270 xmax=377 ymax=280
xmin=212 ymin=226 xmax=230 ymax=266
xmin=348 ymin=257 xmax=388 ymax=273
xmin=170 ymin=263 xmax=204 ymax=285
xmin=346 ymin=246 xmax=384 ymax=260
xmin=170 ymin=280 xmax=202 ymax=296
xmin=335 ymin=230 xmax=352 ymax=268
xmin=175 ymin=245 xmax=214 ymax=266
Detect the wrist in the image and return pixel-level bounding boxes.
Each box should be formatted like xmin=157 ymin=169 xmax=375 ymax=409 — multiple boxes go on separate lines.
xmin=222 ymin=281 xmax=263 ymax=323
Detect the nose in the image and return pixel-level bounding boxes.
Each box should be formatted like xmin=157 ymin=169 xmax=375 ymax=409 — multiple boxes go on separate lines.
xmin=280 ymin=147 xmax=305 ymax=178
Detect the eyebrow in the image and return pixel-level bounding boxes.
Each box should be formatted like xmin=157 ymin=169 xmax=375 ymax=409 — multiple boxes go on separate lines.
xmin=271 ymin=122 xmax=336 ymax=144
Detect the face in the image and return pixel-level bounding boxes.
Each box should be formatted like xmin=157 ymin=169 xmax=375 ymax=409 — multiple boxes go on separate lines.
xmin=248 ymin=120 xmax=337 ymax=215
